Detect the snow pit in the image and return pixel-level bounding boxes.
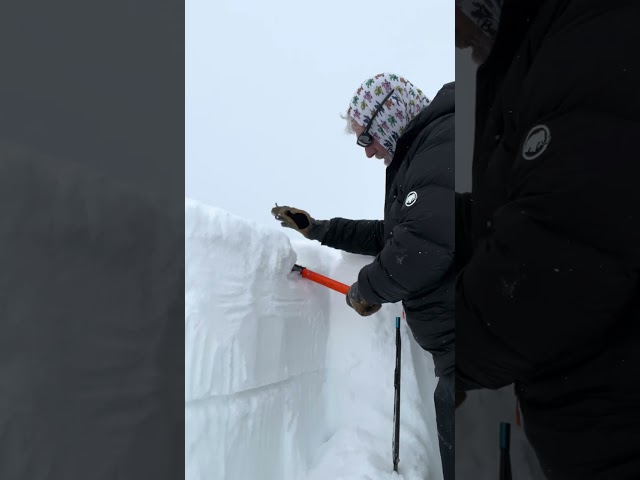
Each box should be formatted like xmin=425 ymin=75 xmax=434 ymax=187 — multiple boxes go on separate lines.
xmin=185 ymin=198 xmax=443 ymax=480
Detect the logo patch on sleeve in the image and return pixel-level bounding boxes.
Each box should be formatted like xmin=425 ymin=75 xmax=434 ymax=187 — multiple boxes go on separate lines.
xmin=405 ymin=191 xmax=417 ymax=206
xmin=522 ymin=125 xmax=551 ymax=160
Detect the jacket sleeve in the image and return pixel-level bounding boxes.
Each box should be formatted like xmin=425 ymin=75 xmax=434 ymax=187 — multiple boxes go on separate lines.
xmin=455 ymin=192 xmax=473 ymax=273
xmin=457 ymin=112 xmax=640 ymax=390
xmin=356 ymin=127 xmax=455 ymax=305
xmin=319 ymin=218 xmax=385 ymax=256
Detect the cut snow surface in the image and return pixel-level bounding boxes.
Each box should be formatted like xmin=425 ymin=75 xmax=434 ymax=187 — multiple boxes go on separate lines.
xmin=185 ymin=198 xmax=443 ymax=480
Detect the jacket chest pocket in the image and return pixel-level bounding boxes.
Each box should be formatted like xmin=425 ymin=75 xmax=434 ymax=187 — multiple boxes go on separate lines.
xmin=384 ymin=193 xmax=403 ymax=240
xmin=480 ymin=142 xmax=514 ymax=198
xmin=473 ymin=141 xmax=515 ymax=237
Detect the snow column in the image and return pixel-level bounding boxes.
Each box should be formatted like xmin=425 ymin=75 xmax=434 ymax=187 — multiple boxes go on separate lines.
xmin=185 ymin=199 xmax=330 ymax=480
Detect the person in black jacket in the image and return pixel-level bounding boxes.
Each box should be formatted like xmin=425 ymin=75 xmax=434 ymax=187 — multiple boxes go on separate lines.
xmin=456 ymin=1 xmax=640 ymax=478
xmin=271 ymin=73 xmax=455 ymax=480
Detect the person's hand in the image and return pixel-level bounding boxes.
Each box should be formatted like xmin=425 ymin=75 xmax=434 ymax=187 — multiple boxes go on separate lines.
xmin=346 ymin=282 xmax=382 ymax=316
xmin=271 ymin=204 xmax=314 ymax=237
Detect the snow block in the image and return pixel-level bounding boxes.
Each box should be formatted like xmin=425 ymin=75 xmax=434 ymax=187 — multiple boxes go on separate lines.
xmin=185 ymin=198 xmax=329 ymax=399
xmin=185 ymin=199 xmax=331 ymax=479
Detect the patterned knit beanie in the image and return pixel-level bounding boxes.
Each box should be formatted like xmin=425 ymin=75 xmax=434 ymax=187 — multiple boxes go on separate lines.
xmin=455 ymin=0 xmax=504 ymax=41
xmin=347 ymin=73 xmax=430 ymax=158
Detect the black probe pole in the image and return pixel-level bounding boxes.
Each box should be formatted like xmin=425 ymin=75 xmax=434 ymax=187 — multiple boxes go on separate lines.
xmin=392 ymin=316 xmax=401 ymax=472
xmin=499 ymin=422 xmax=512 ymax=480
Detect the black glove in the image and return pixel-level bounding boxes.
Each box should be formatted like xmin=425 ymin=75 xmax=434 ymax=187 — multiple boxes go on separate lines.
xmin=271 ymin=204 xmax=329 ymax=241
xmin=346 ymin=282 xmax=382 ymax=316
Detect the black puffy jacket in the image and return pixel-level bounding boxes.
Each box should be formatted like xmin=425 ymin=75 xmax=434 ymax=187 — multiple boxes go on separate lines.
xmin=456 ymin=1 xmax=640 ymax=478
xmin=319 ymin=82 xmax=455 ymax=376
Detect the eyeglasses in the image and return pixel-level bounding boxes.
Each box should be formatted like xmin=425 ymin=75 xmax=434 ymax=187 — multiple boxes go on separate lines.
xmin=356 ymin=89 xmax=396 ymax=147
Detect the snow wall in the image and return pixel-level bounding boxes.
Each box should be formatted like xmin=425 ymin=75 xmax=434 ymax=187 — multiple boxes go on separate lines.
xmin=185 ymin=198 xmax=443 ymax=480
xmin=0 ymin=141 xmax=183 ymax=479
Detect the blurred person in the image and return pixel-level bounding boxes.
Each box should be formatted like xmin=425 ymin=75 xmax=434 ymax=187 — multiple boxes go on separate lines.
xmin=455 ymin=1 xmax=640 ymax=478
xmin=271 ymin=73 xmax=455 ymax=480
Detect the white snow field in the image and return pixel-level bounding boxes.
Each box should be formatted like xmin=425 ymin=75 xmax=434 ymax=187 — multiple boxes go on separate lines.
xmin=185 ymin=198 xmax=443 ymax=480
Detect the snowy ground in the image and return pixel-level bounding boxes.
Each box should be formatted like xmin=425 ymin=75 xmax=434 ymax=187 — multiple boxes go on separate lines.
xmin=185 ymin=198 xmax=443 ymax=480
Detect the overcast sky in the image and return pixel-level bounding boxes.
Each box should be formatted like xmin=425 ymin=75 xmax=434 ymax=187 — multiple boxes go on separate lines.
xmin=186 ymin=0 xmax=454 ymax=233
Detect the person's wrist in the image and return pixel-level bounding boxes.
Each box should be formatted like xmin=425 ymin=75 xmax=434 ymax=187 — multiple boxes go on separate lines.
xmin=306 ymin=219 xmax=330 ymax=241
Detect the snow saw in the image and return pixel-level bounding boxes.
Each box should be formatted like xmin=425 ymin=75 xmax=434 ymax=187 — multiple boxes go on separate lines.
xmin=290 ymin=264 xmax=350 ymax=295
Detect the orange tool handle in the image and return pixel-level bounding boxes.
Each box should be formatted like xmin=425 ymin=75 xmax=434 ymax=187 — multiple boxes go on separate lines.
xmin=298 ymin=266 xmax=350 ymax=295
